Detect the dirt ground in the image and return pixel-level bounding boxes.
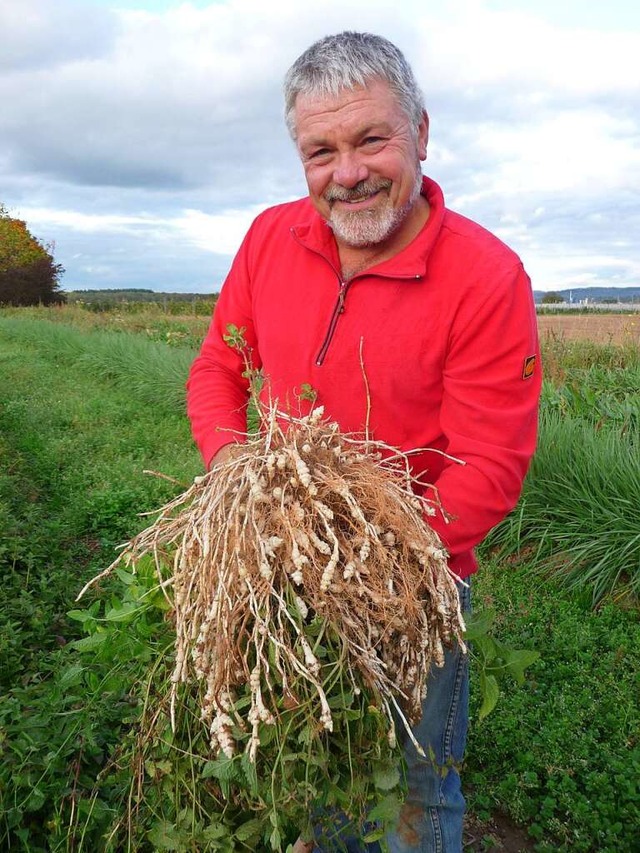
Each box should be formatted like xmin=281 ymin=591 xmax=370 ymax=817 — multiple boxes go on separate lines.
xmin=464 ymin=812 xmax=536 ymax=852
xmin=536 ymin=312 xmax=640 ymax=346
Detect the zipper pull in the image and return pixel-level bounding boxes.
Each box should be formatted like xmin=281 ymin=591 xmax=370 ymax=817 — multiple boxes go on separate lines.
xmin=338 ymin=282 xmax=347 ymax=313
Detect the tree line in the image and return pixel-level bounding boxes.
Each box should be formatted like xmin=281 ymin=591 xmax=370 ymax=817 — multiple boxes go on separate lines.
xmin=0 ymin=204 xmax=65 ymax=306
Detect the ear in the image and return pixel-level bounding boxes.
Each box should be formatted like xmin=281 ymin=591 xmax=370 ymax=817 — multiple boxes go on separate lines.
xmin=417 ymin=109 xmax=429 ymax=161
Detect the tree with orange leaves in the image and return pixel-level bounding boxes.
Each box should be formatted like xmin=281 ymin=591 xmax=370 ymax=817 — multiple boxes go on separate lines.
xmin=0 ymin=204 xmax=66 ymax=306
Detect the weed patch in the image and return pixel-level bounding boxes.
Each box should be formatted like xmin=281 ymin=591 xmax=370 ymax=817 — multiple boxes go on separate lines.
xmin=468 ymin=563 xmax=640 ymax=852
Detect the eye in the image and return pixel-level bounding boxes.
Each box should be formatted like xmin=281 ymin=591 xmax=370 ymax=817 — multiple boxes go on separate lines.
xmin=308 ymin=148 xmax=331 ymax=161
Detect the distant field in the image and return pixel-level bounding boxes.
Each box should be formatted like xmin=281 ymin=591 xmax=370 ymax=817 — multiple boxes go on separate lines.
xmin=537 ymin=312 xmax=640 ymax=345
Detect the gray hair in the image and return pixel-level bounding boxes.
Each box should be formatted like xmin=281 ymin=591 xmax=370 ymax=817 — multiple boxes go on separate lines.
xmin=283 ymin=31 xmax=425 ymax=139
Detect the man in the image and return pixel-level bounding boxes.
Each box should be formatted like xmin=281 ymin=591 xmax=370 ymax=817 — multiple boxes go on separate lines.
xmin=187 ymin=31 xmax=540 ymax=853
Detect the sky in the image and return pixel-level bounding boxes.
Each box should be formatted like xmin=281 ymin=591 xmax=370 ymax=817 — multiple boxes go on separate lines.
xmin=1 ymin=0 xmax=639 ymax=294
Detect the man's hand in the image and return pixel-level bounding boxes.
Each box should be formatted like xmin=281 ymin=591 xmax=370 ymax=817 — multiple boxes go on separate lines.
xmin=292 ymin=839 xmax=314 ymax=853
xmin=208 ymin=443 xmax=234 ymax=471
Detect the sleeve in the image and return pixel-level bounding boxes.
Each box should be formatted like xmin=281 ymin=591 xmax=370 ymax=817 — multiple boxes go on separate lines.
xmin=425 ymin=261 xmax=541 ymax=558
xmin=186 ymin=224 xmax=262 ymax=469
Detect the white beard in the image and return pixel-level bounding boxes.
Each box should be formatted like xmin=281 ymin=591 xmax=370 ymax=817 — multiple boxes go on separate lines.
xmin=327 ymin=170 xmax=423 ymax=247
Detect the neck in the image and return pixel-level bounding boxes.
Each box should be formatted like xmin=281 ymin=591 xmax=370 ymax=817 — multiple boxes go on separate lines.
xmin=337 ymin=195 xmax=430 ymax=280
xmin=340 ymin=248 xmax=388 ymax=281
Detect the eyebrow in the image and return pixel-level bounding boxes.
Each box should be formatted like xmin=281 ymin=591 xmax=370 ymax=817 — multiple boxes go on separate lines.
xmin=300 ymin=122 xmax=391 ymax=151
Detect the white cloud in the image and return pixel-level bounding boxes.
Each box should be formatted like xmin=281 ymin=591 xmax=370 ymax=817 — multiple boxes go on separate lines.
xmin=1 ymin=0 xmax=639 ymax=292
xmin=171 ymin=206 xmax=273 ymax=255
xmin=0 ymin=0 xmax=117 ymax=71
xmin=526 ymin=251 xmax=640 ymax=291
xmin=19 ymin=208 xmax=163 ymax=234
xmin=414 ymin=0 xmax=640 ymax=96
xmin=20 ymin=202 xmax=276 ymax=256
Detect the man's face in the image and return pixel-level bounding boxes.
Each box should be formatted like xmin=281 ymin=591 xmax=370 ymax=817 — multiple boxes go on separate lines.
xmin=293 ymin=78 xmax=428 ymax=249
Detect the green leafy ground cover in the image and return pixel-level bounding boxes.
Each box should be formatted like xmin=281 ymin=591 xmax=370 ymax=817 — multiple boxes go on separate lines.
xmin=467 ymin=564 xmax=639 ymax=852
xmin=0 ymin=309 xmax=638 ymax=851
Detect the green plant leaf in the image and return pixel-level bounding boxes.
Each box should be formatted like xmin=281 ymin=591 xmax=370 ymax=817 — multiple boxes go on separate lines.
xmin=366 ymin=792 xmax=402 ymax=824
xmin=201 ymin=822 xmax=229 ymax=841
xmin=58 ymin=663 xmax=84 ymax=689
xmin=240 ymin=752 xmax=259 ymax=796
xmin=24 ymin=786 xmax=46 ymax=813
xmin=114 ymin=567 xmax=137 ymax=585
xmin=373 ymin=764 xmax=401 ymax=791
xmin=147 ymin=820 xmax=182 ymax=850
xmin=201 ymin=754 xmax=240 ymax=782
xmin=69 ymin=632 xmax=108 ymax=651
xmin=504 ymin=649 xmax=540 ymax=685
xmin=234 ymin=817 xmax=263 ymax=842
xmin=472 ymin=633 xmax=500 ymax=662
xmin=463 ymin=607 xmax=496 ymax=640
xmin=269 ymin=826 xmax=282 ymax=850
xmin=104 ymin=601 xmax=141 ymax=622
xmin=478 ymin=672 xmax=500 ymax=720
xmin=363 ymin=826 xmax=385 ymax=843
xmin=67 ymin=608 xmax=95 ymax=624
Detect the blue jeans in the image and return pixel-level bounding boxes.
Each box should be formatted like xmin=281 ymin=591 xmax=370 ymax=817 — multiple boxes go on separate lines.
xmin=312 ymin=581 xmax=470 ymax=853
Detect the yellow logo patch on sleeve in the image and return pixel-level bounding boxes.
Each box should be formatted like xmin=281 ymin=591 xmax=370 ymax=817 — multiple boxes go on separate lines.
xmin=522 ymin=355 xmax=537 ymax=379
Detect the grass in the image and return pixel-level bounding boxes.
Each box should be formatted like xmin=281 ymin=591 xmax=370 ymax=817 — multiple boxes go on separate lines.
xmin=0 ymin=302 xmax=213 ymax=349
xmin=1 ymin=305 xmax=639 ymax=851
xmin=540 ymin=331 xmax=640 ymax=384
xmin=0 ymin=320 xmax=202 ymax=850
xmin=0 ymin=315 xmax=198 ymax=412
xmin=481 ymin=333 xmax=640 ymax=605
xmin=0 ymin=317 xmax=201 ymax=668
xmin=485 ymin=408 xmax=640 ymax=604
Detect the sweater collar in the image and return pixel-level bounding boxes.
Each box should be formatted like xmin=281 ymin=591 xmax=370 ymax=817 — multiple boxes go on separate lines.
xmin=290 ymin=175 xmax=446 ymax=279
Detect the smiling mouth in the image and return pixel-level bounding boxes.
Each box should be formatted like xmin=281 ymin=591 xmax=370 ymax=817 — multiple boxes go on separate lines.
xmin=326 ymin=180 xmax=391 ymax=206
xmin=343 ymin=191 xmax=380 ymax=204
xmin=330 ymin=190 xmax=382 ymax=208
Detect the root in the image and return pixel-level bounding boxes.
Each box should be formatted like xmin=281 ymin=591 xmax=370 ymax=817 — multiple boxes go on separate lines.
xmin=79 ymin=402 xmax=466 ymax=761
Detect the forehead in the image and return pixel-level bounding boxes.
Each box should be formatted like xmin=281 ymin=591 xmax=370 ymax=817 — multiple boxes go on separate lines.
xmin=293 ymin=78 xmax=405 ymax=143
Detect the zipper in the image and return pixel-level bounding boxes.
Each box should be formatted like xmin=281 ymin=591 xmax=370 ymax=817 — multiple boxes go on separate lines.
xmin=316 ymin=279 xmax=349 ymax=366
xmin=289 ymin=226 xmax=424 ymax=367
xmin=289 ymin=227 xmax=347 ymax=367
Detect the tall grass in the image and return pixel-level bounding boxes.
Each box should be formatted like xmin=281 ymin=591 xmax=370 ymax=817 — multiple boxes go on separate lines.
xmin=484 ymin=335 xmax=640 ymax=604
xmin=484 ymin=408 xmax=640 ymax=604
xmin=0 ymin=303 xmax=213 ymax=347
xmin=541 ymin=370 xmax=640 ymax=432
xmin=0 ymin=315 xmax=196 ymax=412
xmin=540 ymin=331 xmax=640 ymax=384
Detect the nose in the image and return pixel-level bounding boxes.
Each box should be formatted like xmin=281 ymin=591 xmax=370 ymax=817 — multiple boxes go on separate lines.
xmin=332 ymin=152 xmax=368 ymax=188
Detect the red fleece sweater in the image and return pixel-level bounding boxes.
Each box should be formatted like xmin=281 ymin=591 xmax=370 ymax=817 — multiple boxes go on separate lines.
xmin=186 ymin=176 xmax=541 ymax=579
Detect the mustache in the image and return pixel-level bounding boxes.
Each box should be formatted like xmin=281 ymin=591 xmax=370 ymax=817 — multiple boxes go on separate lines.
xmin=324 ymin=179 xmax=392 ymax=203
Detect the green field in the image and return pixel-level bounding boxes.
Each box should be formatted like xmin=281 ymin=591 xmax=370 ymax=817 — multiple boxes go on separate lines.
xmin=0 ymin=305 xmax=638 ymax=852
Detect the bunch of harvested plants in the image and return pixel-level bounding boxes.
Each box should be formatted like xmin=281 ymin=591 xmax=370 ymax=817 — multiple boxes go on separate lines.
xmin=83 ymin=400 xmax=465 ymax=750
xmin=80 ymin=385 xmax=467 ymax=847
